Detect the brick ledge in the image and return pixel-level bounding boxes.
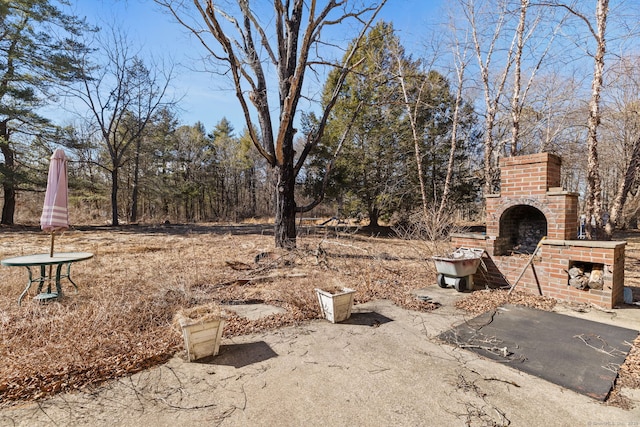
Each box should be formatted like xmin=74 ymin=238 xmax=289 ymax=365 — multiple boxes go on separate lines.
xmin=543 ymin=239 xmax=626 ymax=249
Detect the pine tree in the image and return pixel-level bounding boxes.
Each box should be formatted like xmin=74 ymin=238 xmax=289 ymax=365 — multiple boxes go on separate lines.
xmin=0 ymin=0 xmax=92 ymax=224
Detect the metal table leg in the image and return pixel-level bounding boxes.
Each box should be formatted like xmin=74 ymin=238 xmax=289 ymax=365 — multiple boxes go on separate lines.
xmin=18 ymin=265 xmax=52 ymax=305
xmin=18 ymin=266 xmax=35 ymax=306
xmin=59 ymin=262 xmax=78 ymax=293
xmin=55 ymin=262 xmax=65 ymax=295
xmin=18 ymin=263 xmax=68 ymax=305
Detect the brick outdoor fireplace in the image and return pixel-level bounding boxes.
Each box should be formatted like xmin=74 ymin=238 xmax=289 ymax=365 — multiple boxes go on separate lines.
xmin=451 ymin=152 xmax=626 ymax=309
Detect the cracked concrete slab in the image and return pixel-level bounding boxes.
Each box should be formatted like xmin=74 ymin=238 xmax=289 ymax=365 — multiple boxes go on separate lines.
xmin=1 ymin=287 xmax=639 ymax=426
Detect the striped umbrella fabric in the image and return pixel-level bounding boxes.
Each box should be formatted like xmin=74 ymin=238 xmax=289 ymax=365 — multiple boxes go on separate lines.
xmin=40 ymin=149 xmax=69 ymax=233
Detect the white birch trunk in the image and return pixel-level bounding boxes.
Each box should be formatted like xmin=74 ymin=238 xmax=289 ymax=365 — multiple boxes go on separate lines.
xmin=585 ymin=0 xmax=609 ymax=239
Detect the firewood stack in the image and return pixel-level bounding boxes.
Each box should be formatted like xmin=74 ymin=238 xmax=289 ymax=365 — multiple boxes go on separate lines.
xmin=568 ymin=264 xmax=604 ymax=290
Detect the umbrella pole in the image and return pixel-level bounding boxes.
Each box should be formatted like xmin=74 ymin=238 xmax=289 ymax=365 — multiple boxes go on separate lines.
xmin=48 ymin=232 xmax=54 ymax=292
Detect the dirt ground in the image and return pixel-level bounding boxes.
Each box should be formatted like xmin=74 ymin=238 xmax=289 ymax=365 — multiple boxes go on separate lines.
xmin=1 ymin=224 xmax=640 ymax=426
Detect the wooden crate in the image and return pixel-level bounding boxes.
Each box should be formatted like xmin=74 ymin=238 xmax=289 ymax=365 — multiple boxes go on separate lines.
xmin=315 ymin=288 xmax=355 ymax=323
xmin=180 ymin=318 xmax=225 ymax=361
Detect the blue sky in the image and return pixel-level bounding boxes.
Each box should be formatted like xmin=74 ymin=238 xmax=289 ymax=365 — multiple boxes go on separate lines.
xmin=67 ymin=0 xmax=446 ymax=134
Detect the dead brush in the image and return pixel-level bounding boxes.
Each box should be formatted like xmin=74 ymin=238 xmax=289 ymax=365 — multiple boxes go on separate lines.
xmin=392 ymin=207 xmax=465 ymax=257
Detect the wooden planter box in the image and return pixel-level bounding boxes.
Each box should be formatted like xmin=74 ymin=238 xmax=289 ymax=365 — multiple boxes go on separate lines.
xmin=180 ymin=318 xmax=225 ymax=361
xmin=174 ymin=304 xmax=225 ymax=362
xmin=315 ymin=287 xmax=356 ymax=323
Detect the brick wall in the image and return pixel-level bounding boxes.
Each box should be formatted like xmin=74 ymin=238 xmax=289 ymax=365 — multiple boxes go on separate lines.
xmin=517 ymin=240 xmax=625 ymax=308
xmin=499 ymin=152 xmax=561 ymax=197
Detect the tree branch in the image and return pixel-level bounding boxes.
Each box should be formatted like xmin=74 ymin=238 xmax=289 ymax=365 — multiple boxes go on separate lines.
xmin=297 ymin=101 xmax=363 ymax=213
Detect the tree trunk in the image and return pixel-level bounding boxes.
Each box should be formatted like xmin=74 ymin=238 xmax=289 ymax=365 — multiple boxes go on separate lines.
xmin=111 ymin=167 xmax=119 ymax=226
xmin=584 ymin=0 xmax=609 ymax=240
xmin=274 ymin=164 xmax=296 ymax=249
xmin=439 ymin=59 xmax=466 ymax=218
xmin=130 ymin=138 xmax=141 ymax=223
xmin=605 ymin=135 xmax=640 ymax=237
xmin=0 ymin=124 xmax=16 ymax=225
xmin=396 ymin=65 xmax=429 ymax=218
xmin=510 ymin=0 xmax=528 ymax=154
xmin=368 ymin=207 xmax=380 ymax=228
xmin=250 ymin=165 xmax=257 ymax=216
xmin=1 ymin=177 xmax=16 ymax=226
xmin=483 ymin=120 xmax=495 ymax=194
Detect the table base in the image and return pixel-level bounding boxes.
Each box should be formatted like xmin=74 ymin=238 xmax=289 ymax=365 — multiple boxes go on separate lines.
xmin=33 ymin=292 xmax=60 ymax=302
xmin=18 ymin=262 xmax=79 ymax=305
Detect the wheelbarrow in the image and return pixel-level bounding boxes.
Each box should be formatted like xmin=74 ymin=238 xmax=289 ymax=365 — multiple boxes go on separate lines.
xmin=431 ymin=247 xmax=484 ymax=292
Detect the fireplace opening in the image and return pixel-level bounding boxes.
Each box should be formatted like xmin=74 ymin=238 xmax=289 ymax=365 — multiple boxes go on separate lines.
xmin=497 ymin=205 xmax=547 ymax=255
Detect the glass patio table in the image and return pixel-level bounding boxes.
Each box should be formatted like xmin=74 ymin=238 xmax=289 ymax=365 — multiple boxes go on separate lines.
xmin=1 ymin=252 xmax=94 ymax=305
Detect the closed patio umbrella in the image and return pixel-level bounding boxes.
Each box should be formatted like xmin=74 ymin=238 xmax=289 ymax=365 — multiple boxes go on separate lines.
xmin=40 ymin=148 xmax=69 ymax=256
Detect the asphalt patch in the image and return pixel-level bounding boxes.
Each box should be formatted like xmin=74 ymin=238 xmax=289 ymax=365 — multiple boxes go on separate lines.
xmin=439 ymin=304 xmax=638 ymax=400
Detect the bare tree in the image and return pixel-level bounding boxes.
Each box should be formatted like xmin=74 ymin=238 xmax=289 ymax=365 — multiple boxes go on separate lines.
xmin=158 ymin=0 xmax=386 ymax=248
xmin=601 ymin=55 xmax=640 ymax=235
xmin=547 ymin=0 xmax=609 ymax=238
xmin=394 ymin=50 xmax=430 ymax=219
xmin=583 ymin=0 xmax=609 ymax=238
xmin=68 ymin=26 xmax=175 ymax=225
xmin=504 ymin=0 xmax=569 ymax=155
xmin=509 ymin=0 xmax=529 ymax=153
xmin=459 ymin=0 xmax=515 ymax=194
xmin=439 ymin=17 xmax=472 ymax=219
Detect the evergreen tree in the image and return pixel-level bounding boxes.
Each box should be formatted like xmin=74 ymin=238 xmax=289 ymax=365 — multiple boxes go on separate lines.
xmin=309 ymin=22 xmax=408 ymax=226
xmin=0 ymin=0 xmax=92 ymax=224
xmin=308 ymin=22 xmax=480 ymax=225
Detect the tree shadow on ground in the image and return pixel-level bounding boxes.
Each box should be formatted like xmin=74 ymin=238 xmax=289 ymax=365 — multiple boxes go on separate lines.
xmin=1 ymin=223 xmax=405 ymax=239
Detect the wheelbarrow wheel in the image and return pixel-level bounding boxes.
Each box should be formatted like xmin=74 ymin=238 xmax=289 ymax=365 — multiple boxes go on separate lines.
xmin=437 ymin=274 xmax=447 ymax=288
xmin=454 ymin=277 xmax=467 ymax=292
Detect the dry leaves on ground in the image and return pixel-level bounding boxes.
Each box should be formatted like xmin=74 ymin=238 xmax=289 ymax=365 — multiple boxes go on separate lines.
xmin=454 ymin=288 xmax=557 ymax=314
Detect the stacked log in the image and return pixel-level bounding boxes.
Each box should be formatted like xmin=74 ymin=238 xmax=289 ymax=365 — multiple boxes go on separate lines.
xmin=568 ymin=263 xmax=604 ymax=290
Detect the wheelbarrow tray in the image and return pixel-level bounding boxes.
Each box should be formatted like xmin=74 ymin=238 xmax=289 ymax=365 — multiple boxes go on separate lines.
xmin=431 ymin=248 xmax=483 ymax=277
